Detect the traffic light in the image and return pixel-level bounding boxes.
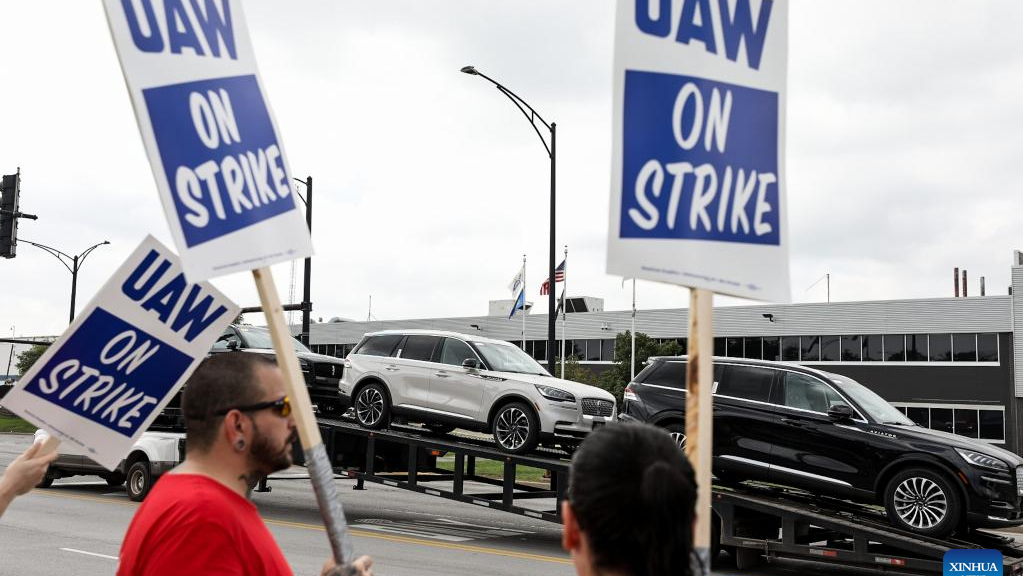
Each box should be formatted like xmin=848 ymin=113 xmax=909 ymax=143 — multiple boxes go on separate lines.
xmin=0 ymin=171 xmax=21 ymax=258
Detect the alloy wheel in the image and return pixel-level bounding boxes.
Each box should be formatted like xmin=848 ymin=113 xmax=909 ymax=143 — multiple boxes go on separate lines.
xmin=495 ymin=407 xmax=530 ymax=451
xmin=669 ymin=431 xmax=686 ymax=450
xmin=356 ymin=387 xmax=384 ymax=426
xmin=892 ymin=476 xmax=948 ymax=529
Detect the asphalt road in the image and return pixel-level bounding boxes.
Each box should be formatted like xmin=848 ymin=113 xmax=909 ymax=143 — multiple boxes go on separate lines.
xmin=0 ymin=433 xmax=924 ymax=576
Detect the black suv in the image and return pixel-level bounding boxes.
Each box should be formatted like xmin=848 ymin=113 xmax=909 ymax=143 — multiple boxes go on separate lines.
xmin=620 ymin=356 xmax=1023 ymax=537
xmin=152 ymin=325 xmax=346 ymax=429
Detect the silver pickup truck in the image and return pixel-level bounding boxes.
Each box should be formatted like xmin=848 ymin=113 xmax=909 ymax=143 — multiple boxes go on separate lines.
xmin=34 ymin=430 xmax=185 ymax=501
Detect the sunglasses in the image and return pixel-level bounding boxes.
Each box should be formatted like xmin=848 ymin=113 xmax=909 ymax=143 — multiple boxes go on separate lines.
xmin=213 ymin=395 xmax=292 ymax=418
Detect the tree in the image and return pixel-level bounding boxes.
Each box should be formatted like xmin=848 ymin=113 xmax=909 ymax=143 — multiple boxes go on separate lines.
xmin=597 ymin=331 xmax=682 ymax=405
xmin=554 ymin=355 xmax=598 ymax=385
xmin=15 ymin=344 xmax=49 ymax=376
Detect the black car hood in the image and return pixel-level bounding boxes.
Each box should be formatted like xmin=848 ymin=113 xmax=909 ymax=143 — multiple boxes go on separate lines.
xmin=891 ymin=423 xmax=1022 ymax=466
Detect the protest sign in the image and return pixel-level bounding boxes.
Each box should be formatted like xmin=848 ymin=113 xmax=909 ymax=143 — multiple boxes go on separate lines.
xmin=3 ymin=235 xmax=238 ymax=469
xmin=102 ymin=0 xmax=312 ymax=282
xmin=607 ymin=0 xmax=790 ymax=303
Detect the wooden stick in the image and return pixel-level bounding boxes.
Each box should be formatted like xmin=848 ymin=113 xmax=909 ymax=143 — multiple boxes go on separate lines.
xmin=252 ymin=267 xmax=354 ymax=566
xmin=685 ymin=288 xmax=714 ymax=575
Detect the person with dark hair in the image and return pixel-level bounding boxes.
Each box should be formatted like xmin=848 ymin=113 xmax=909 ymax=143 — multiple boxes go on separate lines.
xmin=117 ymin=353 xmax=372 ymax=576
xmin=562 ymin=423 xmax=697 ymax=576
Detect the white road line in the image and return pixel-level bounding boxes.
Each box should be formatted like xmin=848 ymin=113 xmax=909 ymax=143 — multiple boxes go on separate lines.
xmin=60 ymin=548 xmax=118 ymax=561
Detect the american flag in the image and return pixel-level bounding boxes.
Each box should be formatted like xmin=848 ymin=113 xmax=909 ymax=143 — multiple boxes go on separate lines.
xmin=540 ymin=259 xmax=566 ymax=295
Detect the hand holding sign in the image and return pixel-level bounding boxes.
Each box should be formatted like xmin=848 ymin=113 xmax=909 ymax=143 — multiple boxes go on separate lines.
xmin=3 ymin=236 xmax=238 ymax=470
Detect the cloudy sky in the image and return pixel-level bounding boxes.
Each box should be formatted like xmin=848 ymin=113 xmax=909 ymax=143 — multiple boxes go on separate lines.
xmin=1 ymin=0 xmax=1021 ymax=356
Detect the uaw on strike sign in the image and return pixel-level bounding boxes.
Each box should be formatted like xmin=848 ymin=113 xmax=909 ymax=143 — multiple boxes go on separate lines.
xmin=3 ymin=236 xmax=238 ymax=469
xmin=103 ymin=0 xmax=312 ymax=281
xmin=607 ymin=0 xmax=790 ymax=302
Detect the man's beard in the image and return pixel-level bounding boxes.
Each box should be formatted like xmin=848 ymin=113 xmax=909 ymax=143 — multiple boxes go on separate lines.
xmin=249 ymin=421 xmax=296 ymax=475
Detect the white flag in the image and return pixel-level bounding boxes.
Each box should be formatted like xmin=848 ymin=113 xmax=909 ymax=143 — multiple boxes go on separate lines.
xmin=508 ymin=265 xmax=525 ymax=295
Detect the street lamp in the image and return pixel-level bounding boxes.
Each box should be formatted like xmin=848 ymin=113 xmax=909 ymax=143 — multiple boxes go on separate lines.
xmin=21 ymin=239 xmax=110 ymax=324
xmin=460 ymin=65 xmax=559 ymax=369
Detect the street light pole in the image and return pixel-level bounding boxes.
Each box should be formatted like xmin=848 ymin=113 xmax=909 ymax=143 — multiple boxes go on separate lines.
xmin=21 ymin=239 xmax=110 ymax=324
xmin=460 ymin=65 xmax=558 ymax=369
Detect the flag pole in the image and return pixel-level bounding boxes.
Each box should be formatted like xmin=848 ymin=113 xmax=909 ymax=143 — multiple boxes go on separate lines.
xmin=561 ymin=245 xmax=567 ymax=378
xmin=522 ymin=254 xmax=526 ymax=349
xmin=631 ymin=278 xmax=636 ymax=381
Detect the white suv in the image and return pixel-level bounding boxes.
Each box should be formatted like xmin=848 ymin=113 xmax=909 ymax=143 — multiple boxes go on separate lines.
xmin=340 ymin=330 xmax=617 ymax=454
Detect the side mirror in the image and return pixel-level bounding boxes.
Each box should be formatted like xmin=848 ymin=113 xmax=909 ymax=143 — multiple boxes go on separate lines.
xmin=827 ymin=403 xmax=854 ymax=421
xmin=227 ymin=340 xmax=239 ymax=351
xmin=462 ymin=358 xmax=480 ymax=370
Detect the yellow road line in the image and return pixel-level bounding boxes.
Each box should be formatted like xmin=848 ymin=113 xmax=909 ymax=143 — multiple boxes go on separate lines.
xmin=31 ymin=489 xmax=571 ymax=566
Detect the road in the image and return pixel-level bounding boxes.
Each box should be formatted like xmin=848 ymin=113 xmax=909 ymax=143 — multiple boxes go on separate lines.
xmin=0 ymin=433 xmax=919 ymax=576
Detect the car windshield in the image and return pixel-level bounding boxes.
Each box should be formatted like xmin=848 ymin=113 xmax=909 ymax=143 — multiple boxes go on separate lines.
xmin=238 ymin=326 xmax=312 ymax=353
xmin=828 ymin=373 xmax=913 ymax=425
xmin=472 ymin=342 xmax=550 ymax=376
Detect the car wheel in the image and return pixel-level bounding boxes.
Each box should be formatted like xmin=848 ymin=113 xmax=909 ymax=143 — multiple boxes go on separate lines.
xmin=665 ymin=424 xmax=686 ymax=450
xmin=354 ymin=383 xmax=390 ymax=430
xmin=884 ymin=467 xmax=962 ymax=537
xmin=492 ymin=402 xmax=539 ymax=455
xmin=425 ymin=423 xmax=455 ymax=435
xmin=104 ymin=473 xmax=126 ymax=487
xmin=126 ymin=461 xmax=153 ymax=502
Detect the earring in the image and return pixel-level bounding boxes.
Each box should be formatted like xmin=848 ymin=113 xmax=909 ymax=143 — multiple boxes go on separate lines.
xmin=235 ymin=439 xmax=246 ymax=450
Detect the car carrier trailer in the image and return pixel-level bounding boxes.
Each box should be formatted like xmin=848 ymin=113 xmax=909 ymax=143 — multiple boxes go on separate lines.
xmin=290 ymin=416 xmax=1023 ymax=574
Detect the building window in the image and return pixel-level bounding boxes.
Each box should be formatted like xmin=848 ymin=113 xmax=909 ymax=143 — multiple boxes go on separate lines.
xmin=781 ymin=336 xmax=800 ymax=361
xmin=840 ymin=335 xmax=861 ymax=362
xmin=906 ymin=334 xmax=928 ymax=361
xmin=980 ymin=409 xmax=1005 ymax=441
xmin=801 ymin=336 xmax=821 ymax=362
xmin=952 ymin=334 xmax=977 ymax=362
xmin=586 ymin=339 xmax=602 ymax=361
xmin=892 ymin=404 xmax=1004 ymax=443
xmin=676 ymin=338 xmax=688 ymax=355
xmin=714 ymin=337 xmax=726 ymax=356
xmin=572 ymin=340 xmax=585 ymax=359
xmin=820 ymin=336 xmax=840 ymax=361
xmin=601 ymin=339 xmax=615 ymax=361
xmin=930 ymin=408 xmax=953 ymax=433
xmin=763 ymin=337 xmax=781 ymax=361
xmin=954 ymin=409 xmax=979 ymax=438
xmin=533 ymin=340 xmax=547 ymax=362
xmin=862 ymin=335 xmax=883 ymax=361
xmin=743 ymin=337 xmax=762 ymax=360
xmin=977 ymin=333 xmax=998 ymax=362
xmin=885 ymin=334 xmax=906 ymax=361
xmin=906 ymin=407 xmax=929 ymax=427
xmin=929 ymin=333 xmax=952 ymax=362
xmin=726 ymin=337 xmax=743 ymax=358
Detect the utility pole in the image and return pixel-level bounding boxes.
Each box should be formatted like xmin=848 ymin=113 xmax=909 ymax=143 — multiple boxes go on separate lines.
xmin=294 ymin=176 xmax=314 ymax=346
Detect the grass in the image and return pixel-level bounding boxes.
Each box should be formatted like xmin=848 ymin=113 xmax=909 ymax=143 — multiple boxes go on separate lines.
xmin=0 ymin=415 xmax=36 ymax=433
xmin=436 ymin=456 xmax=550 ymax=484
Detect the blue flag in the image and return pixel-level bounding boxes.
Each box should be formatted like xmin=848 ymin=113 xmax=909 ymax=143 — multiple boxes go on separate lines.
xmin=508 ymin=289 xmax=525 ymax=319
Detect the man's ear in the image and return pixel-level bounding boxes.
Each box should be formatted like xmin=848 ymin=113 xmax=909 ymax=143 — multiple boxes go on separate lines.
xmin=223 ymin=411 xmax=248 ymax=442
xmin=562 ymin=500 xmax=580 ymax=552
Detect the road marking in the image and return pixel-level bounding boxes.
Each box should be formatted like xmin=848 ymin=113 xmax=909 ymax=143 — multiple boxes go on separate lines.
xmin=60 ymin=548 xmax=118 ymax=560
xmin=264 ymin=518 xmax=571 ymax=565
xmin=33 ymin=489 xmax=570 ymax=565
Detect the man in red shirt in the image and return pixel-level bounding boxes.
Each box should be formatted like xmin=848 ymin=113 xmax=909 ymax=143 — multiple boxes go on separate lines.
xmin=117 ymin=353 xmax=372 ymax=576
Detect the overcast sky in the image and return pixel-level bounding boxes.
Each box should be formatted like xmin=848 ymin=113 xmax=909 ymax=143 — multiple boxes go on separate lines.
xmin=1 ymin=1 xmax=1021 ymax=354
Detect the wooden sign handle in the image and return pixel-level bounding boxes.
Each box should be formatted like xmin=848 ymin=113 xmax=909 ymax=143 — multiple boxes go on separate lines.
xmin=252 ymin=267 xmax=355 ymax=566
xmin=685 ymin=288 xmax=714 ymax=575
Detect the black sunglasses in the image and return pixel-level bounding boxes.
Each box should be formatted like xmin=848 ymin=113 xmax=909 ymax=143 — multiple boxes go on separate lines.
xmin=213 ymin=395 xmax=292 ymax=418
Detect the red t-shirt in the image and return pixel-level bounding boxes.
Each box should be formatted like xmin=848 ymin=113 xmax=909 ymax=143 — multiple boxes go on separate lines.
xmin=117 ymin=474 xmax=293 ymax=576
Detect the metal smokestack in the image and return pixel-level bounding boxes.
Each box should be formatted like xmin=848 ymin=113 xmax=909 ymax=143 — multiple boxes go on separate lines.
xmin=980 ymin=276 xmax=986 ymax=296
xmin=954 ymin=267 xmax=960 ymax=297
xmin=962 ymin=270 xmax=968 ymax=298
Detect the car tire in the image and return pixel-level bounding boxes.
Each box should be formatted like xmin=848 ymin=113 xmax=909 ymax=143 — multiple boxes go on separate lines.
xmin=126 ymin=461 xmax=153 ymax=502
xmin=664 ymin=423 xmax=686 ymax=450
xmin=354 ymin=383 xmax=390 ymax=430
xmin=104 ymin=473 xmax=126 ymax=487
xmin=425 ymin=423 xmax=456 ymax=435
xmin=492 ymin=402 xmax=539 ymax=455
xmin=883 ymin=466 xmax=962 ymax=537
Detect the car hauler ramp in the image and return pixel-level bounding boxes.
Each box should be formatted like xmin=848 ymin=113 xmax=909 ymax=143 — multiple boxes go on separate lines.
xmin=714 ymin=482 xmax=1023 ymax=574
xmin=310 ymin=417 xmax=570 ymax=523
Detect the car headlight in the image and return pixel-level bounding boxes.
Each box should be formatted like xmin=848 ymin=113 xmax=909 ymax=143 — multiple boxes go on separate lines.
xmin=535 ymin=384 xmax=575 ymax=403
xmin=956 ymin=448 xmax=1008 ymax=471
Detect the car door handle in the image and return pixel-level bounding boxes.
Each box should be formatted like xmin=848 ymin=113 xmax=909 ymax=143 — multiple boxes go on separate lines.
xmin=434 ymin=372 xmax=449 ymax=378
xmin=780 ymin=418 xmax=805 ymax=427
xmin=385 ymin=365 xmax=399 ymax=371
